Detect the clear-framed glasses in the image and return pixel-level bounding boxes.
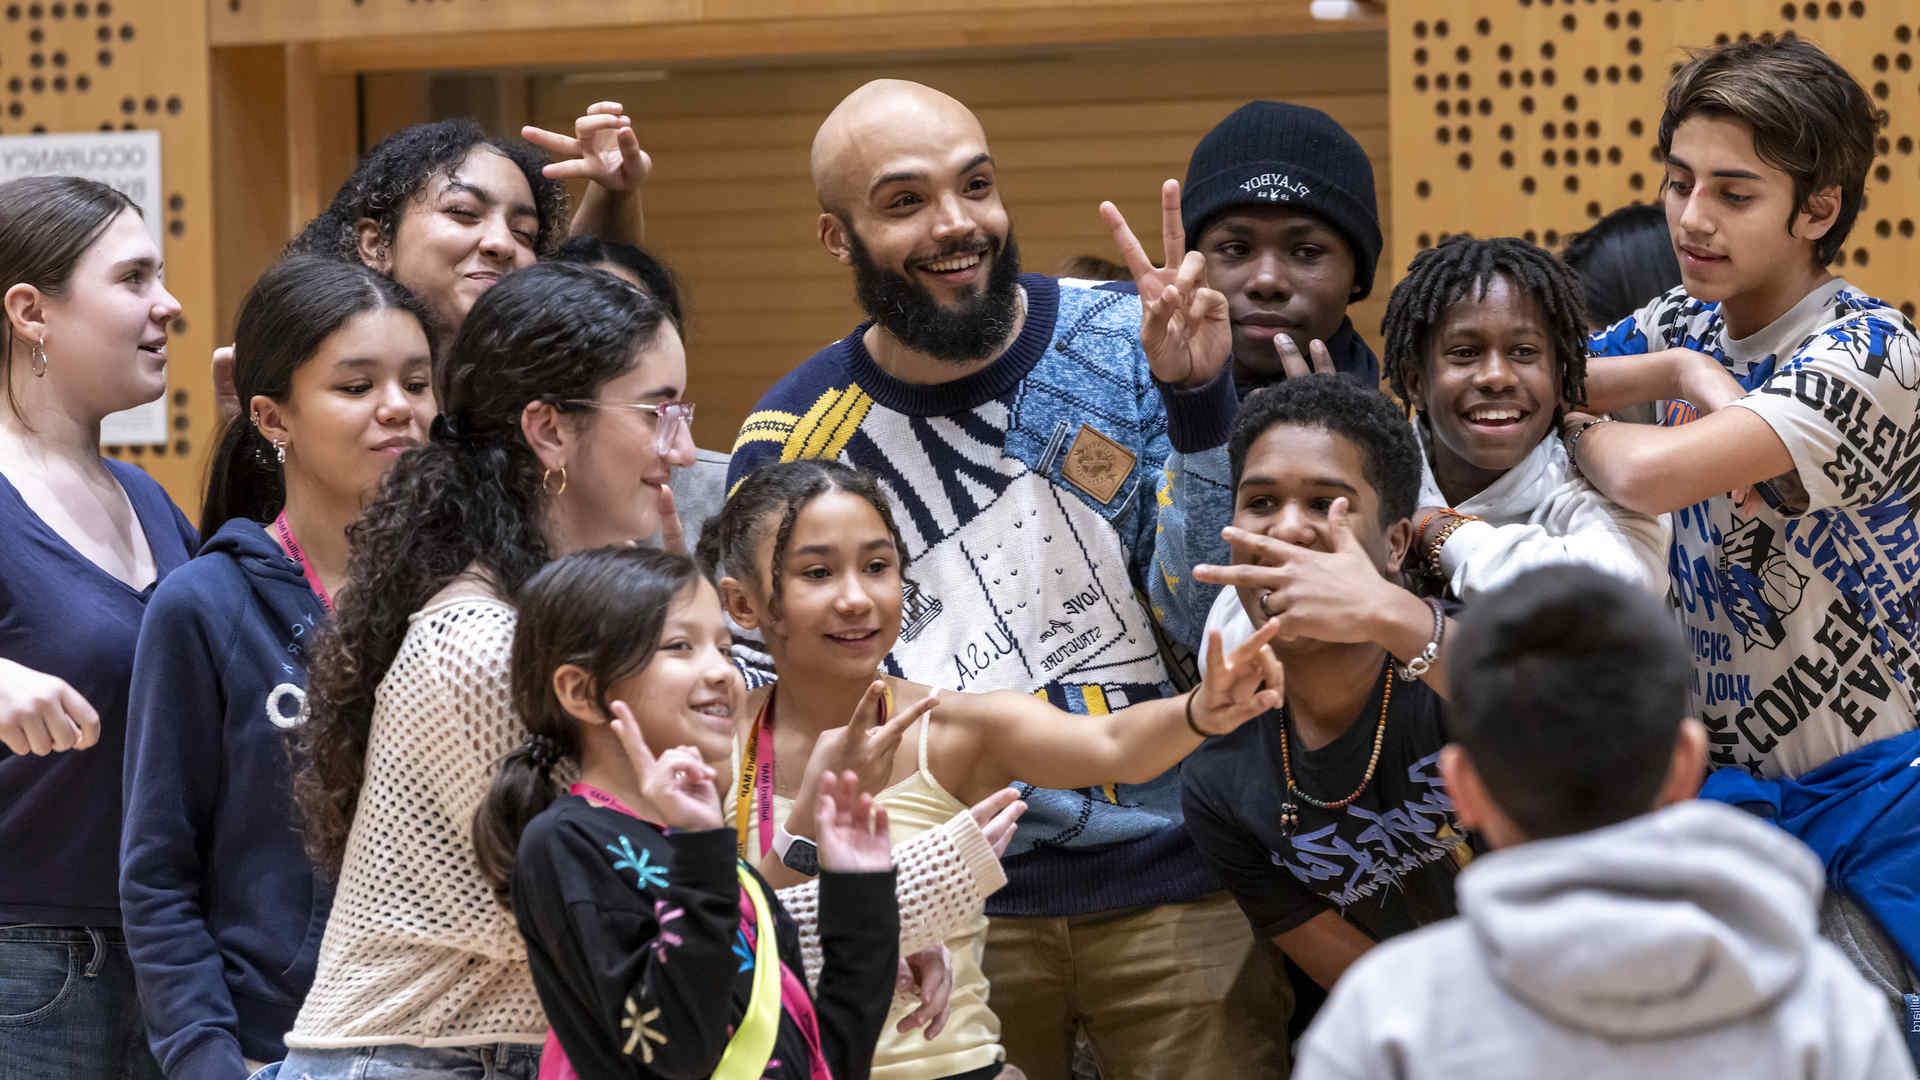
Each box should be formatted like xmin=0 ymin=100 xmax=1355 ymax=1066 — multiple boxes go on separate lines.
xmin=560 ymin=399 xmax=695 ymax=455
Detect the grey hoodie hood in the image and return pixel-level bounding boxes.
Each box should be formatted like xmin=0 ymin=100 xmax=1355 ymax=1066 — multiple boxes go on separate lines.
xmin=1460 ymin=800 xmax=1824 ymax=1039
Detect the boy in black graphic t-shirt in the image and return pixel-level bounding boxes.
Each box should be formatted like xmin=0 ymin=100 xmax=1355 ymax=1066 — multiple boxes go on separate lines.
xmin=1182 ymin=377 xmax=1474 ymax=1007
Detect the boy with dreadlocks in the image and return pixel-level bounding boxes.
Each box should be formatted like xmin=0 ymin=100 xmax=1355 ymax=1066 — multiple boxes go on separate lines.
xmin=1386 ymin=236 xmax=1669 ymax=602
xmin=1198 ymin=236 xmax=1669 ymax=653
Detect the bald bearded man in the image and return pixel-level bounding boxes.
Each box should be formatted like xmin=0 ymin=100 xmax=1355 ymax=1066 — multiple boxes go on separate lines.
xmin=727 ymin=80 xmax=1287 ymax=1080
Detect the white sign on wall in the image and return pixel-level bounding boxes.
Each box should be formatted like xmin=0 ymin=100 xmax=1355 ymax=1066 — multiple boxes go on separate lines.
xmin=0 ymin=130 xmax=167 ymax=445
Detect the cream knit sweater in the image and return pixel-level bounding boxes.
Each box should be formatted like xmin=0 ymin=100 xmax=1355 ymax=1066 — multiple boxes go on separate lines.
xmin=287 ymin=586 xmax=1003 ymax=1050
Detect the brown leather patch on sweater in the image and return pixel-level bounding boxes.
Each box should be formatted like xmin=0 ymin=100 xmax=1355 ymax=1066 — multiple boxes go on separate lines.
xmin=1061 ymin=423 xmax=1135 ymax=504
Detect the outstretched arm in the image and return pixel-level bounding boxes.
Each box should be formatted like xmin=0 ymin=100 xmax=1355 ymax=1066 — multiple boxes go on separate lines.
xmin=936 ymin=621 xmax=1286 ymax=802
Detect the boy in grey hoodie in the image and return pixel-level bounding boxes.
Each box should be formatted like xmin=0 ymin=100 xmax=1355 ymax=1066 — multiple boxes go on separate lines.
xmin=1295 ymin=565 xmax=1914 ymax=1080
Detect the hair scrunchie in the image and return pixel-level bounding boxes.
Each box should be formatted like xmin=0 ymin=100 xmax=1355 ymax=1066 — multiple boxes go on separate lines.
xmin=523 ymin=732 xmax=562 ymax=771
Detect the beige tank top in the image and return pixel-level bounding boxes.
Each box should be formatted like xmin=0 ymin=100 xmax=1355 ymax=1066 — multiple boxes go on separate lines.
xmin=729 ymin=716 xmax=1002 ymax=1079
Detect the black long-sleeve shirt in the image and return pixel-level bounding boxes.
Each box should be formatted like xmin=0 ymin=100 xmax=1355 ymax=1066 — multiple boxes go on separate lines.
xmin=512 ymin=796 xmax=899 ymax=1080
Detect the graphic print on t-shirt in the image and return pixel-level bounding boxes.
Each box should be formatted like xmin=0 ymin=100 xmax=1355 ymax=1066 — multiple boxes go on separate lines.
xmin=1592 ymin=282 xmax=1920 ymax=777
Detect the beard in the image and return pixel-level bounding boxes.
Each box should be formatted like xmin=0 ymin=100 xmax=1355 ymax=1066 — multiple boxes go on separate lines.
xmin=846 ymin=221 xmax=1022 ymax=363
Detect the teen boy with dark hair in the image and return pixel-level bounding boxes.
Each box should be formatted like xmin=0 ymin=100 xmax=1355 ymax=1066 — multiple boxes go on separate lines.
xmin=1574 ymin=35 xmax=1920 ymax=779
xmin=1181 ymin=377 xmax=1471 ymax=1011
xmin=1294 ymin=566 xmax=1913 ymax=1080
xmin=1570 ymin=34 xmax=1920 ymax=1029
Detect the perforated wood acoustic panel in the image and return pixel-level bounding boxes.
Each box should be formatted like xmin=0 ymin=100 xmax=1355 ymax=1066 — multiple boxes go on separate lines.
xmin=1390 ymin=0 xmax=1919 ymax=319
xmin=1 ymin=0 xmax=216 ymax=512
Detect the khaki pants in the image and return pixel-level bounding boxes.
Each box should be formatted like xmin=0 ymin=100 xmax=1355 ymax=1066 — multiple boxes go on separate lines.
xmin=981 ymin=893 xmax=1291 ymax=1080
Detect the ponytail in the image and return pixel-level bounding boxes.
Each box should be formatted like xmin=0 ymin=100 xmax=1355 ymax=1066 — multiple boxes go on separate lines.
xmin=473 ymin=731 xmax=577 ymax=907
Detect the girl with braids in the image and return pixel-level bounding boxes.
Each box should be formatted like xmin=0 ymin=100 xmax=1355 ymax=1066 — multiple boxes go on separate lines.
xmin=0 ymin=176 xmax=191 ymax=1080
xmin=120 ymin=256 xmax=435 ymax=1080
xmin=704 ymin=459 xmax=1289 ymax=1080
xmin=1379 ymin=235 xmax=1668 ymax=602
xmin=474 ymin=546 xmax=904 ymax=1080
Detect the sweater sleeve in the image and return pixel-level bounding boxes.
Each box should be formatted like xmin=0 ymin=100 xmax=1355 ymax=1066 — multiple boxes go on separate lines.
xmin=777 ymin=802 xmax=1006 ymax=989
xmin=1135 ymin=367 xmax=1238 ymax=654
xmin=810 ymin=869 xmax=900 ymax=1080
xmin=1439 ymin=478 xmax=1673 ymax=600
xmin=525 ymin=823 xmax=745 ymax=1079
xmin=119 ymin=577 xmax=250 ymax=1080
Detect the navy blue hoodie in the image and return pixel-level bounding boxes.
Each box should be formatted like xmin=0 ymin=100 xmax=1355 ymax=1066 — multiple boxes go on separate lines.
xmin=121 ymin=518 xmax=333 ymax=1079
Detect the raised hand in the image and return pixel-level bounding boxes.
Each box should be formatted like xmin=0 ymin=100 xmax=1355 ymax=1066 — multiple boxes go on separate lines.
xmin=815 ymin=769 xmax=893 ymax=874
xmin=0 ymin=658 xmax=99 ymax=756
xmin=807 ymin=681 xmax=936 ymax=797
xmin=1194 ymin=497 xmax=1402 ymax=646
xmin=1099 ymin=179 xmax=1231 ymax=388
xmin=611 ymin=701 xmax=722 ymax=831
xmin=1188 ymin=622 xmax=1287 ymax=736
xmin=1275 ymin=334 xmax=1338 ymax=379
xmin=965 ymin=787 xmax=1027 ymax=857
xmin=522 ymin=101 xmax=652 ymax=193
xmin=895 ymin=945 xmax=954 ymax=1038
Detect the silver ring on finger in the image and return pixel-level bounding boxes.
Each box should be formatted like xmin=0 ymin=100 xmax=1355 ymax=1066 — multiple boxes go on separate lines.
xmin=1257 ymin=590 xmax=1275 ymax=619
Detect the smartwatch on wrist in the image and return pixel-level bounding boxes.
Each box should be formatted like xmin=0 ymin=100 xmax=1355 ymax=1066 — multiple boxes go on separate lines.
xmin=773 ymin=826 xmax=820 ymax=876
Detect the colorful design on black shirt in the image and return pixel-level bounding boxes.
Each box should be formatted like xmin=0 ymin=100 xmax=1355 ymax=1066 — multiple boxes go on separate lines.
xmin=608 ymin=835 xmax=671 ymax=891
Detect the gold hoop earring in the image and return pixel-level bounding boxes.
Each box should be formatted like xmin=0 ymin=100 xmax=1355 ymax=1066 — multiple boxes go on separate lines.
xmin=29 ymin=339 xmax=47 ymax=378
xmin=542 ymin=465 xmax=568 ymax=497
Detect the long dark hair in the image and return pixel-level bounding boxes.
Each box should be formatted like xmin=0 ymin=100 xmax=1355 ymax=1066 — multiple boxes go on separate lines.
xmin=698 ymin=459 xmax=909 ymax=621
xmin=199 ymin=255 xmax=435 ymax=539
xmin=293 ymin=262 xmax=672 ymax=873
xmin=286 ymin=119 xmax=567 ymax=265
xmin=552 ymin=235 xmax=685 ymax=329
xmin=0 ymin=176 xmax=138 ymax=422
xmin=474 ymin=545 xmax=704 ymax=906
xmin=1561 ymin=204 xmax=1682 ymax=327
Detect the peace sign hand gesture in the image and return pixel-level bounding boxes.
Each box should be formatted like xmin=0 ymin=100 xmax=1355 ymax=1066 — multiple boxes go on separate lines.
xmin=611 ymin=701 xmax=723 ymax=832
xmin=1188 ymin=620 xmax=1287 ymax=736
xmin=1099 ymin=179 xmax=1231 ymax=389
xmin=522 ymin=101 xmax=652 ymax=193
xmin=808 ymin=681 xmax=937 ymax=797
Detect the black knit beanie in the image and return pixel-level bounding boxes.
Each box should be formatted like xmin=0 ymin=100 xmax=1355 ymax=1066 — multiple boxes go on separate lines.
xmin=1182 ymin=100 xmax=1383 ymax=300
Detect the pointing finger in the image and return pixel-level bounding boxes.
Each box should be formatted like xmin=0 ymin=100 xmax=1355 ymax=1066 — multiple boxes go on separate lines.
xmin=1160 ymin=178 xmax=1185 ymax=270
xmin=1308 ymin=338 xmax=1336 ymax=375
xmin=1099 ymin=200 xmax=1158 ymax=284
xmin=1275 ymin=333 xmax=1311 ymax=380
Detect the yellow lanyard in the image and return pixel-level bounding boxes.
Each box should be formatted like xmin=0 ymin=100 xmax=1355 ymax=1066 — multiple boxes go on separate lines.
xmin=711 ymin=866 xmax=781 ymax=1079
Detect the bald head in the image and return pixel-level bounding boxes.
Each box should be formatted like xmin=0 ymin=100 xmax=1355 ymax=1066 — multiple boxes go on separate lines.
xmin=810 ymin=79 xmax=991 ymax=214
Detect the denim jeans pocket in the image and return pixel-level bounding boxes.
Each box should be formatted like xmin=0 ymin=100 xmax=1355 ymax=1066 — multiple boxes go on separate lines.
xmin=0 ymin=937 xmax=78 ymax=1026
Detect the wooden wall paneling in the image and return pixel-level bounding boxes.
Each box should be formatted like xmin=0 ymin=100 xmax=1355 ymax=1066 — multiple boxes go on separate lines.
xmin=1389 ymin=0 xmax=1919 ymax=320
xmin=3 ymin=0 xmax=219 ymax=512
xmin=529 ymin=37 xmax=1389 ymax=449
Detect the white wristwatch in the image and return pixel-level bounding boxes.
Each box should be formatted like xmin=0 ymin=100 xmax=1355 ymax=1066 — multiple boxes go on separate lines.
xmin=773 ymin=825 xmax=819 ymax=876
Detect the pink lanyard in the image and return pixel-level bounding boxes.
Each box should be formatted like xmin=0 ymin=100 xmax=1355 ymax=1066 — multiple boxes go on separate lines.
xmin=271 ymin=512 xmax=332 ymax=613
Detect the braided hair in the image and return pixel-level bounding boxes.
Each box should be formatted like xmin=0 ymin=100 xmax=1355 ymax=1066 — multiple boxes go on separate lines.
xmin=1379 ymin=235 xmax=1590 ymax=411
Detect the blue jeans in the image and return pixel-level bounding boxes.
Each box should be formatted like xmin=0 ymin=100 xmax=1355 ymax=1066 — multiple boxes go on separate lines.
xmin=278 ymin=1043 xmax=541 ymax=1080
xmin=0 ymin=925 xmax=163 ymax=1080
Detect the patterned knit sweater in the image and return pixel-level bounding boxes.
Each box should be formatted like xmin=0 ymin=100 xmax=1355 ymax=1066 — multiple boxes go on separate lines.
xmin=286 ymin=587 xmax=1008 ymax=1049
xmin=728 ymin=275 xmax=1237 ymax=917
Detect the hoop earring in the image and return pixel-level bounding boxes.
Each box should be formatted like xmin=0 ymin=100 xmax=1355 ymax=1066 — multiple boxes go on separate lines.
xmin=273 ymin=439 xmax=287 ymax=466
xmin=542 ymin=465 xmax=568 ymax=497
xmin=29 ymin=339 xmax=47 ymax=378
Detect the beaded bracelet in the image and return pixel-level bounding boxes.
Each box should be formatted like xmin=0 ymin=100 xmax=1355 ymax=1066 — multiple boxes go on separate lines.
xmin=1424 ymin=512 xmax=1479 ymax=579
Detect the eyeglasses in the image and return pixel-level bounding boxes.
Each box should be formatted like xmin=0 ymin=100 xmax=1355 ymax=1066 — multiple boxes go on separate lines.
xmin=560 ymin=399 xmax=695 ymax=455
